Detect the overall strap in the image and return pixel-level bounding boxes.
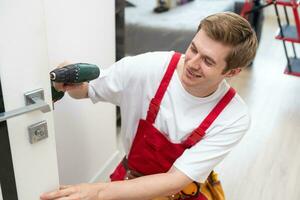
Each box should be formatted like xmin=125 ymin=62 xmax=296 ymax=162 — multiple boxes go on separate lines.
xmin=146 ymin=52 xmax=181 ymax=124
xmin=183 ymin=87 xmax=236 ymax=148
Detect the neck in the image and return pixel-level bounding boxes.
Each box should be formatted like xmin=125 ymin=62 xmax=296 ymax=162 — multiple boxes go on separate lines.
xmin=185 ymin=84 xmax=219 ymax=98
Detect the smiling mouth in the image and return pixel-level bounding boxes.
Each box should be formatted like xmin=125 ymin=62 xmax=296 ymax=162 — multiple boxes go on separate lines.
xmin=186 ymin=68 xmax=202 ymax=78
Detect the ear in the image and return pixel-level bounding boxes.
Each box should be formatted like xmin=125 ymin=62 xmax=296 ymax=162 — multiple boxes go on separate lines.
xmin=225 ymin=68 xmax=242 ymax=78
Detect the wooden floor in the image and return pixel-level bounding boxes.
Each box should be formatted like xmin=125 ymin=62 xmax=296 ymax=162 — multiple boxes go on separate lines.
xmin=215 ymin=16 xmax=300 ymax=200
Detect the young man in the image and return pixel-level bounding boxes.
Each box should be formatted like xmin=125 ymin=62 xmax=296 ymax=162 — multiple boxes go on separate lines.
xmin=41 ymin=12 xmax=258 ymax=200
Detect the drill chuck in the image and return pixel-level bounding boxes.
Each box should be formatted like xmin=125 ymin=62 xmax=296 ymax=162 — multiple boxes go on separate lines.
xmin=50 ymin=72 xmax=56 ymax=80
xmin=50 ymin=63 xmax=100 ymax=83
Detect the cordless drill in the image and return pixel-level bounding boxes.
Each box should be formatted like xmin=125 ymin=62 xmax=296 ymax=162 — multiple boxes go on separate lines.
xmin=50 ymin=63 xmax=100 ymax=102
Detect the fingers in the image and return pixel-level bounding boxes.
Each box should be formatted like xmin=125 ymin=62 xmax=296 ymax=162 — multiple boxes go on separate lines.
xmin=53 ymin=82 xmax=65 ymax=92
xmin=40 ymin=183 xmax=101 ymax=200
xmin=59 ymin=185 xmax=72 ymax=190
xmin=64 ymin=83 xmax=85 ymax=91
xmin=40 ymin=187 xmax=74 ymax=200
xmin=53 ymin=82 xmax=84 ymax=92
xmin=58 ymin=194 xmax=79 ymax=200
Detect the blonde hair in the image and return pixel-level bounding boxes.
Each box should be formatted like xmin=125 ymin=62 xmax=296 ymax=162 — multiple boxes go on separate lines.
xmin=198 ymin=12 xmax=258 ymax=72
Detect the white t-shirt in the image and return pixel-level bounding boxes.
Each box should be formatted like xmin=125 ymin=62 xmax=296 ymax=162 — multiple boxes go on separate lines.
xmin=88 ymin=51 xmax=250 ymax=182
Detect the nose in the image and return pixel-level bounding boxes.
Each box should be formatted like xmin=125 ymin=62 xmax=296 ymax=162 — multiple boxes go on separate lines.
xmin=189 ymin=54 xmax=202 ymax=70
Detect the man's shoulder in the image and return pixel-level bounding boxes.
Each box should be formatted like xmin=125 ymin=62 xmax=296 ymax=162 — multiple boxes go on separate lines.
xmin=122 ymin=51 xmax=176 ymax=78
xmin=219 ymin=81 xmax=250 ymax=119
xmin=231 ymin=92 xmax=249 ymax=114
xmin=225 ymin=91 xmax=251 ymax=130
xmin=124 ymin=51 xmax=174 ymax=64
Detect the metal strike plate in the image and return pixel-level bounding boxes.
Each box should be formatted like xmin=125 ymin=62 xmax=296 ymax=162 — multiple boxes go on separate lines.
xmin=28 ymin=120 xmax=48 ymax=144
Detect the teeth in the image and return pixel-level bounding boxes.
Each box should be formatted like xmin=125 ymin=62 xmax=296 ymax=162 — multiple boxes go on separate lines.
xmin=188 ymin=69 xmax=201 ymax=78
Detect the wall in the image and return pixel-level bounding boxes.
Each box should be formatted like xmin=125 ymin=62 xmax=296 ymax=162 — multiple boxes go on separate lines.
xmin=44 ymin=0 xmax=120 ymax=184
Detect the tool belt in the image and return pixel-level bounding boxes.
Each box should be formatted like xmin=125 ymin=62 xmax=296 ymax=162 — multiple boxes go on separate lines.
xmin=121 ymin=157 xmax=202 ymax=199
xmin=121 ymin=157 xmax=225 ymax=200
xmin=121 ymin=157 xmax=144 ymax=179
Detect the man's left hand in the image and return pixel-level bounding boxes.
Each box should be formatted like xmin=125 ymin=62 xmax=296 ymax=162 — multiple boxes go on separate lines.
xmin=40 ymin=183 xmax=105 ymax=200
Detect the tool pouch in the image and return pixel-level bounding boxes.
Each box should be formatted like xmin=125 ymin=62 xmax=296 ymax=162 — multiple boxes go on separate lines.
xmin=153 ymin=171 xmax=225 ymax=200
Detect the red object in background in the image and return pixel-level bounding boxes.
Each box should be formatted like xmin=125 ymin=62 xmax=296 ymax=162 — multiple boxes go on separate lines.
xmin=240 ymin=0 xmax=254 ymax=19
xmin=273 ymin=0 xmax=300 ymax=76
xmin=274 ymin=0 xmax=300 ymax=43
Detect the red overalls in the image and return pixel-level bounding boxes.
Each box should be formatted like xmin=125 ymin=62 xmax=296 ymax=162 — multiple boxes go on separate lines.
xmin=110 ymin=52 xmax=236 ymax=200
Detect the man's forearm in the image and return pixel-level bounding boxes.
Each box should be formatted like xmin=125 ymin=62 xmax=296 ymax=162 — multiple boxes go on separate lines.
xmin=39 ymin=166 xmax=192 ymax=200
xmin=99 ymin=170 xmax=191 ymax=200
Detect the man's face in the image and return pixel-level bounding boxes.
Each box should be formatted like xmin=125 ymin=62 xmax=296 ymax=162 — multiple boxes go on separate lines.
xmin=181 ymin=29 xmax=238 ymax=94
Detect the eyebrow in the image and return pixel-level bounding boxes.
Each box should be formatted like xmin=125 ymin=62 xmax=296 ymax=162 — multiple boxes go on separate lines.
xmin=191 ymin=42 xmax=217 ymax=65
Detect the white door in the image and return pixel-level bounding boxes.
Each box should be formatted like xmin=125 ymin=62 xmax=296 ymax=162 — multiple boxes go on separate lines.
xmin=0 ymin=0 xmax=59 ymax=199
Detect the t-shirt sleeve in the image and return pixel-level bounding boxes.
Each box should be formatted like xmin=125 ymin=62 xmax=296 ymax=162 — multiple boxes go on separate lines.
xmin=88 ymin=52 xmax=171 ymax=106
xmin=88 ymin=57 xmax=128 ymax=106
xmin=173 ymin=112 xmax=251 ymax=182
